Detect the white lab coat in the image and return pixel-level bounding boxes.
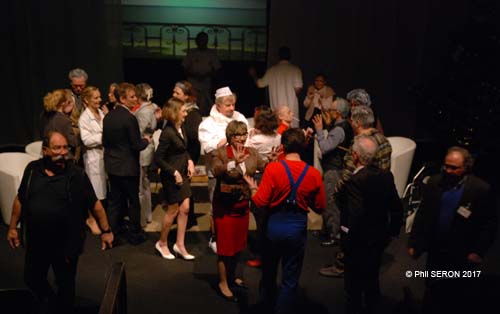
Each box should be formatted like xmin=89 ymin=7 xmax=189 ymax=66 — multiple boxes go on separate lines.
xmin=79 ymin=108 xmax=107 ymax=200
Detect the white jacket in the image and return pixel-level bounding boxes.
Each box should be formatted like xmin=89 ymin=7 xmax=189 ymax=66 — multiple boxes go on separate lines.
xmin=79 ymin=108 xmax=107 ymax=200
xmin=198 ymin=105 xmax=248 ymax=154
xmin=246 ymin=129 xmax=281 ymax=162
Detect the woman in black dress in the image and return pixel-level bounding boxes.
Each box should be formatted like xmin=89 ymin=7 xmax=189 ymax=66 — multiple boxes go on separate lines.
xmin=154 ymin=98 xmax=195 ymax=260
xmin=172 ymin=80 xmax=202 ymax=228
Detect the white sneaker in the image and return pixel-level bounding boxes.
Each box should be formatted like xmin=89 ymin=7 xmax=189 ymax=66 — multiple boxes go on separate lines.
xmin=208 ymin=237 xmax=217 ymax=254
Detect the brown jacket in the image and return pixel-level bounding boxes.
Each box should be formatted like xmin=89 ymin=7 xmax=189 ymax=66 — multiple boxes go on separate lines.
xmin=209 ymin=145 xmax=266 ymax=200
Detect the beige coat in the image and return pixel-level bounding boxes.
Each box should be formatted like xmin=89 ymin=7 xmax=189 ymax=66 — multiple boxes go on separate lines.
xmin=303 ymin=85 xmax=335 ymax=121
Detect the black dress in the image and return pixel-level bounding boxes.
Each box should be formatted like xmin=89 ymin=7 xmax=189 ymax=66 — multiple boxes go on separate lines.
xmin=154 ymin=123 xmax=192 ymax=204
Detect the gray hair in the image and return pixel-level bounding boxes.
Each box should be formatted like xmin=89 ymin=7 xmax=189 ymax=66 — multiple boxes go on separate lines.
xmin=352 ymin=135 xmax=378 ymax=165
xmin=136 ymin=83 xmax=153 ymax=101
xmin=347 ymin=88 xmax=371 ymax=107
xmin=215 ymin=94 xmax=236 ymax=105
xmin=335 ymin=98 xmax=350 ymax=119
xmin=68 ymin=68 xmax=88 ymax=81
xmin=351 ymin=105 xmax=374 ymax=128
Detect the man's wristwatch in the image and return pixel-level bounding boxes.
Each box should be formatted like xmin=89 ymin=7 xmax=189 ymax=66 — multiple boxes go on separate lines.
xmin=101 ymin=228 xmax=112 ymax=234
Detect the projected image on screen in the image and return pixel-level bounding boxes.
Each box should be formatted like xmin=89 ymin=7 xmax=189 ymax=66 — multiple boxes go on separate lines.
xmin=122 ymin=0 xmax=267 ymax=61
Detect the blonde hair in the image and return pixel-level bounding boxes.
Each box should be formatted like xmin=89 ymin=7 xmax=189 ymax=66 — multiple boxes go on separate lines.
xmin=43 ymin=89 xmax=69 ymax=112
xmin=81 ymin=86 xmax=99 ymax=105
xmin=162 ymin=97 xmax=185 ymax=125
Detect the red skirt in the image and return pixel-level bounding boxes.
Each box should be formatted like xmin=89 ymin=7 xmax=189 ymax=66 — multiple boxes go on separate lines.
xmin=213 ymin=198 xmax=250 ymax=256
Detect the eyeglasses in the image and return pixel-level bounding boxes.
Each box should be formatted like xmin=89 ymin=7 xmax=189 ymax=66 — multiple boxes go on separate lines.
xmin=232 ymin=132 xmax=248 ymax=138
xmin=443 ymin=164 xmax=462 ymax=171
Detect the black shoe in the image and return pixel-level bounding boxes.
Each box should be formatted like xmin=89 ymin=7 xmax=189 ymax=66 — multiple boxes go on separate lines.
xmin=217 ymin=286 xmax=239 ymax=303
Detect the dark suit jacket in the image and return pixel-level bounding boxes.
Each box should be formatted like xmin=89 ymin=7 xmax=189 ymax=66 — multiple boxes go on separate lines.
xmin=102 ymin=105 xmax=148 ymax=176
xmin=184 ymin=107 xmax=202 ymax=164
xmin=154 ymin=123 xmax=191 ymax=178
xmin=338 ymin=166 xmax=403 ymax=249
xmin=408 ymin=174 xmax=497 ymax=258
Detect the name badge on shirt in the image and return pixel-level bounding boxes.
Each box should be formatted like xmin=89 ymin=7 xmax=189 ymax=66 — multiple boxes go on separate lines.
xmin=457 ymin=206 xmax=472 ymax=219
xmin=340 ymin=225 xmax=349 ymax=234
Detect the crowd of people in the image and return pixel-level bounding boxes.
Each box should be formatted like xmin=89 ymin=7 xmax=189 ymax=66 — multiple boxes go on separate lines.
xmin=5 ymin=42 xmax=497 ymax=314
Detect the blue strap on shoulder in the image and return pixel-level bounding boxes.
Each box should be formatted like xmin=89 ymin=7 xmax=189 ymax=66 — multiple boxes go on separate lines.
xmin=279 ymin=160 xmax=310 ymax=204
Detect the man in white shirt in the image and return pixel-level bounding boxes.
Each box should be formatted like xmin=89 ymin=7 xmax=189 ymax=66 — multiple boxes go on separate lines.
xmin=251 ymin=46 xmax=303 ymax=127
xmin=198 ymin=86 xmax=248 ymax=253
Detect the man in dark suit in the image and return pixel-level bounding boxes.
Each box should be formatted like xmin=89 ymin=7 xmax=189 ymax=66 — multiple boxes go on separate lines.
xmin=103 ymin=82 xmax=150 ymax=245
xmin=337 ymin=135 xmax=403 ymax=314
xmin=408 ymin=146 xmax=497 ymax=277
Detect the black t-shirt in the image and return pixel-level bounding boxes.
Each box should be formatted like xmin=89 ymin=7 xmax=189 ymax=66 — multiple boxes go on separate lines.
xmin=18 ymin=160 xmax=97 ymax=256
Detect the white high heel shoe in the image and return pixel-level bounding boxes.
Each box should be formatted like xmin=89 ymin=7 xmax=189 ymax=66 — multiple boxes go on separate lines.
xmin=173 ymin=244 xmax=195 ymax=260
xmin=155 ymin=242 xmax=175 ymax=260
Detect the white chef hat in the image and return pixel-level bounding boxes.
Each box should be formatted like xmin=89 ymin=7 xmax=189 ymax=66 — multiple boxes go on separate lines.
xmin=215 ymin=86 xmax=233 ymax=99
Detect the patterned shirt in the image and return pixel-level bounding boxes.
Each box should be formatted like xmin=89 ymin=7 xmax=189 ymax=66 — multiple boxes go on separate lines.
xmin=336 ymin=128 xmax=392 ymax=192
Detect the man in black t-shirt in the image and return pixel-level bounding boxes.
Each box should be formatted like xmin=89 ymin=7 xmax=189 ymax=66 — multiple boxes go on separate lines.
xmin=7 ymin=131 xmax=113 ymax=313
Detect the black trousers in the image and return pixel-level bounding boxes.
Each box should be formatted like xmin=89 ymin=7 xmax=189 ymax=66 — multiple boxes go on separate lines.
xmin=344 ymin=243 xmax=385 ymax=314
xmin=107 ymin=174 xmax=141 ymax=233
xmin=24 ymin=247 xmax=78 ymax=313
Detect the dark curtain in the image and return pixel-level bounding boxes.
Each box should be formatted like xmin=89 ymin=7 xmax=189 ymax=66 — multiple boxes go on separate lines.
xmin=267 ymin=0 xmax=476 ymax=137
xmin=1 ymin=0 xmax=123 ymax=146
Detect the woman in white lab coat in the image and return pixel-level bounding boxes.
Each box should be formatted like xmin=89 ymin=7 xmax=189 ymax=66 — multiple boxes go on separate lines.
xmin=79 ymin=86 xmax=107 ymax=233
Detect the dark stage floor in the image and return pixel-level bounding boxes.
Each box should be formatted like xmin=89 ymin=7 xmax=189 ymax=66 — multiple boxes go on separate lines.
xmin=1 ymin=223 xmax=499 ymax=314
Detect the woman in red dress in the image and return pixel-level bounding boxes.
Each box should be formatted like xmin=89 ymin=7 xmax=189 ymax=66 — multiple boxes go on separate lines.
xmin=209 ymin=120 xmax=266 ymax=301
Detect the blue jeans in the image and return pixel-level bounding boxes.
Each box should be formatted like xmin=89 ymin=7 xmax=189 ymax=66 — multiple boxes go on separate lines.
xmin=260 ymin=210 xmax=307 ymax=314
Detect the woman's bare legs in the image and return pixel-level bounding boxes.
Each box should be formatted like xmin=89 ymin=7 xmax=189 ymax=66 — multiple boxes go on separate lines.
xmin=157 ymin=203 xmax=179 ymax=255
xmin=217 ymin=256 xmax=234 ymax=297
xmin=175 ymin=198 xmax=192 ymax=255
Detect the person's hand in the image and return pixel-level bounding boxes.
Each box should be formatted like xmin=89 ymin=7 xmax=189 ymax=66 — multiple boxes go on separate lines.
xmin=303 ymin=127 xmax=314 ymax=139
xmin=174 ymin=170 xmax=183 ymax=185
xmin=233 ymin=144 xmax=249 ymax=165
xmin=101 ymin=105 xmax=109 ymax=115
xmin=267 ymin=145 xmax=283 ymax=162
xmin=7 ymin=228 xmax=20 ymax=249
xmin=243 ymin=175 xmax=258 ymax=191
xmin=312 ymin=114 xmax=323 ymax=133
xmin=144 ymin=134 xmax=152 ymax=143
xmin=187 ymin=160 xmax=195 ymax=178
xmin=101 ymin=232 xmax=114 ymax=250
xmin=467 ymin=252 xmax=483 ymax=264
